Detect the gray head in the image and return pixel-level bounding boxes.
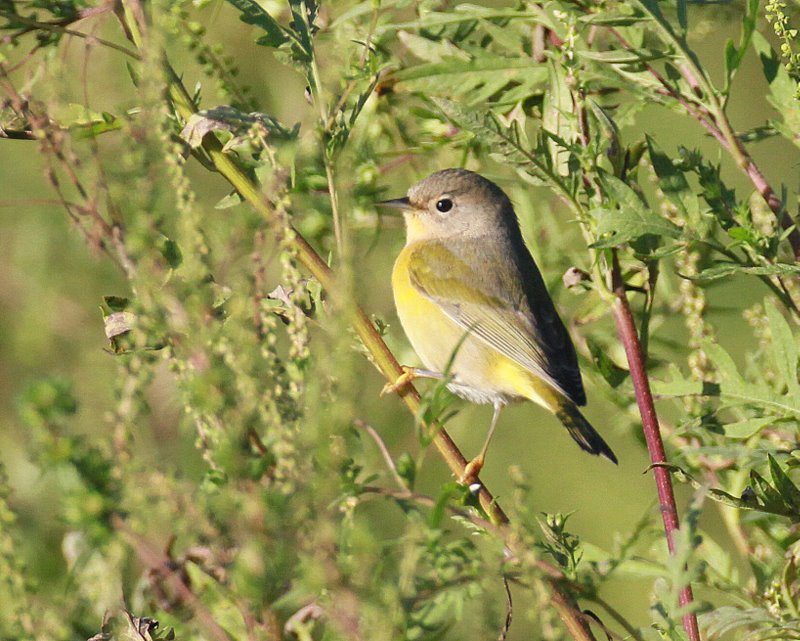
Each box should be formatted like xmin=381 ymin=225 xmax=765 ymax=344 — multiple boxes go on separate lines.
xmin=381 ymin=168 xmax=517 ymax=242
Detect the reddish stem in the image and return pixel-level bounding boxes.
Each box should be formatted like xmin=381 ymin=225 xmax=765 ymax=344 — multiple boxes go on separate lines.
xmin=610 ymin=253 xmax=701 ymax=641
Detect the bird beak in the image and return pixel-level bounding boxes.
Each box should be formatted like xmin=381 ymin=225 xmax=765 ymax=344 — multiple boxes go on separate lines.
xmin=376 ymin=197 xmax=412 ymax=210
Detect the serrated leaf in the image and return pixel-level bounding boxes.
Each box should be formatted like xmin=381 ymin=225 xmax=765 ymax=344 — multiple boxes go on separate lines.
xmin=720 ymin=417 xmax=775 ymax=439
xmin=591 ymin=206 xmax=682 ymax=248
xmin=396 ymin=31 xmax=471 ymax=63
xmin=702 ymin=340 xmax=744 ymax=388
xmin=723 ymin=0 xmax=759 ymax=96
xmin=651 ymin=463 xmax=761 ymax=511
xmin=103 ymin=296 xmax=130 ymax=312
xmin=393 ymin=57 xmax=547 ymax=104
xmin=224 ymin=0 xmax=288 ymax=47
xmin=687 ymin=262 xmax=800 ymax=282
xmin=768 ymin=454 xmax=800 ymax=514
xmin=591 ymin=172 xmax=681 ymax=246
xmin=653 ymin=339 xmax=800 ymax=418
xmin=652 ymin=378 xmax=706 ymax=397
xmin=701 ymin=606 xmax=787 ymax=639
xmin=432 ymin=98 xmax=572 ymax=198
xmin=750 ymin=469 xmax=786 ymax=514
xmin=378 ymin=7 xmax=536 ymax=32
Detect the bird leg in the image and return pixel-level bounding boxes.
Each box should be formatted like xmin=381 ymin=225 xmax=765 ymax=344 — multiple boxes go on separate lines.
xmin=380 ymin=367 xmax=444 ymax=396
xmin=459 ymin=399 xmax=503 ymax=485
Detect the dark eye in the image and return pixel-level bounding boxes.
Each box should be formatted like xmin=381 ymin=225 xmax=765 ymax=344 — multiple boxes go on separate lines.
xmin=435 ymin=198 xmax=453 ymax=213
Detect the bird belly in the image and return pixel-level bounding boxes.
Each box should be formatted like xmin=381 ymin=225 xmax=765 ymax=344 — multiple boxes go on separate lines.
xmin=393 ymin=247 xmax=541 ymax=406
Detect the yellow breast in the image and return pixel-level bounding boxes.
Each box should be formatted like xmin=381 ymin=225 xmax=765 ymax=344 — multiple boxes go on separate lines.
xmin=392 ymin=244 xmax=460 ymax=375
xmin=392 ymin=243 xmax=548 ymax=406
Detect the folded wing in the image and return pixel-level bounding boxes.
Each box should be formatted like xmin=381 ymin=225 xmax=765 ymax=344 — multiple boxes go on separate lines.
xmin=407 ymin=241 xmax=586 ymax=406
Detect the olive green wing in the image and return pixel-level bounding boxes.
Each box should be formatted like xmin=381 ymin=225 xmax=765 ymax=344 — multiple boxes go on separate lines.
xmin=407 ymin=241 xmax=584 ymax=404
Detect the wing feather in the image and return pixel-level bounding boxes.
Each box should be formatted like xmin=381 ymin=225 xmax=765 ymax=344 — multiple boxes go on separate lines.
xmin=407 ymin=240 xmax=585 ymax=405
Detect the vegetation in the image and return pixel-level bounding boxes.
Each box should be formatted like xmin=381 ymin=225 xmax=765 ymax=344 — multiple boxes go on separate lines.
xmin=2 ymin=1 xmax=800 ymax=639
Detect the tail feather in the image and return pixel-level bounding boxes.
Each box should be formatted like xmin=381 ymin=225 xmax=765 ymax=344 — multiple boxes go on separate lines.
xmin=555 ymin=403 xmax=617 ymax=464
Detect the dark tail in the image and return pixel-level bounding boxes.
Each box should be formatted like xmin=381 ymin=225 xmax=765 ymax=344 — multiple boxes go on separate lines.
xmin=555 ymin=402 xmax=618 ymax=464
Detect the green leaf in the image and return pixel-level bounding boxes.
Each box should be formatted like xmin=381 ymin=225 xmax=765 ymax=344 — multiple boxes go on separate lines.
xmin=646 ymin=135 xmax=698 ymax=221
xmin=157 ymin=236 xmax=183 ymax=269
xmin=393 ymin=57 xmax=547 ymax=105
xmin=591 ymin=207 xmax=681 ymax=247
xmin=687 ymin=262 xmax=800 ymax=282
xmin=720 ymin=417 xmax=775 ymax=439
xmin=590 ymin=174 xmax=682 ymax=247
xmin=587 ymin=338 xmax=628 ymax=388
xmin=750 ymin=469 xmax=785 ymax=511
xmin=396 ymin=453 xmax=416 ymax=490
xmin=650 ymin=463 xmax=762 ymax=511
xmin=432 ymin=97 xmax=573 ymax=199
xmin=180 ymin=106 xmax=298 ymax=149
xmin=215 ymin=192 xmax=243 ymax=209
xmin=676 ymin=0 xmax=688 ymax=34
xmin=103 ymin=311 xmax=136 ymax=339
xmin=752 ymin=31 xmax=800 ymax=145
xmin=396 ymin=31 xmax=471 ymax=63
xmin=378 ymin=7 xmax=536 ymax=32
xmin=543 ymin=60 xmax=575 ymax=176
xmin=577 ymin=13 xmax=644 ymax=27
xmin=224 ymin=0 xmax=288 ymax=47
xmin=103 ymin=296 xmax=130 ymax=312
xmin=652 ymin=339 xmax=800 ymax=418
xmin=577 ymin=48 xmax=667 ymax=64
xmin=703 ymin=606 xmax=800 ymax=640
xmin=766 ymin=303 xmax=800 ymax=396
xmin=726 ymin=0 xmax=759 ymax=95
xmin=768 ymin=454 xmax=800 ymax=514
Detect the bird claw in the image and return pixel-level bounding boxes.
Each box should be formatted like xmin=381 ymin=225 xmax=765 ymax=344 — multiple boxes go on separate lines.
xmin=458 ymin=456 xmax=484 ymax=486
xmin=381 ymin=367 xmax=417 ymax=396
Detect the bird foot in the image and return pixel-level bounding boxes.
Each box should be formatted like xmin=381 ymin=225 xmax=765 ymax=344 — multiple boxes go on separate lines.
xmin=458 ymin=456 xmax=484 ymax=486
xmin=381 ymin=366 xmax=417 ymax=396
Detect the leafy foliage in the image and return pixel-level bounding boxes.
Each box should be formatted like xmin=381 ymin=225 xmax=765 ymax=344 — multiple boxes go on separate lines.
xmin=2 ymin=1 xmax=800 ymax=641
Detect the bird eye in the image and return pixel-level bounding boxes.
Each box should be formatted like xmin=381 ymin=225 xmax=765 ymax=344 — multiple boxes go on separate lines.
xmin=435 ymin=198 xmax=453 ymax=213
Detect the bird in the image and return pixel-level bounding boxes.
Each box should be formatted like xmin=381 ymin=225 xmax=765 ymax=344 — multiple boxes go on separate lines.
xmin=379 ymin=168 xmax=617 ymax=483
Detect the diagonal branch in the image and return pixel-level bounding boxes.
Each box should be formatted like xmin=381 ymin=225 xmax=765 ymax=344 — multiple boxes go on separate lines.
xmin=172 ymin=71 xmax=600 ymax=641
xmin=116 ymin=4 xmax=599 ymax=639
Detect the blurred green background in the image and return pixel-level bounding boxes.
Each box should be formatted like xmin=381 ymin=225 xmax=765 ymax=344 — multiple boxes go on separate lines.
xmin=1 ymin=1 xmax=799 ymax=639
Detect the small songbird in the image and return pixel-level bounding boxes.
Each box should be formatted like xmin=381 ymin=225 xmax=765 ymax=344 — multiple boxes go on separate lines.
xmin=380 ymin=168 xmax=616 ymax=481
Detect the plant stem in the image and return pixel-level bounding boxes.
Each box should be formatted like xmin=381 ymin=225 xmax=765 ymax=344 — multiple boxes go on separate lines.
xmin=598 ymin=10 xmax=800 ymax=263
xmin=610 ymin=252 xmax=701 ymax=641
xmin=117 ymin=7 xmax=601 ymax=638
xmin=181 ymin=92 xmax=601 ymax=641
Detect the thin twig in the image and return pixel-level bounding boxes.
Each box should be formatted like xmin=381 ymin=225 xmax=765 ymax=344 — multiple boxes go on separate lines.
xmin=354 ymin=419 xmax=409 ymax=490
xmin=498 ymin=575 xmax=513 ymax=641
